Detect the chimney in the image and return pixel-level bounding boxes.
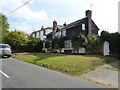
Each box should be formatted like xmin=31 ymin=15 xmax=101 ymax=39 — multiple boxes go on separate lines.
xmin=53 ymin=20 xmax=57 ymax=31
xmin=41 ymin=26 xmax=44 ymax=30
xmin=41 ymin=26 xmax=45 ymax=35
xmin=86 ymin=10 xmax=92 ymax=37
xmin=63 ymin=22 xmax=67 ymax=26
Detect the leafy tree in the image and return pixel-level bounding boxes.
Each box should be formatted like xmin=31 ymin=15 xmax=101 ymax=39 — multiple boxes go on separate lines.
xmin=52 ymin=37 xmax=58 ymax=49
xmin=28 ymin=34 xmax=43 ymax=52
xmin=57 ymin=37 xmax=64 ymax=53
xmin=0 ymin=13 xmax=9 ymax=43
xmin=4 ymin=30 xmax=29 ymax=52
xmin=71 ymin=32 xmax=86 ymax=53
xmin=85 ymin=35 xmax=102 ymax=54
xmin=52 ymin=37 xmax=64 ymax=53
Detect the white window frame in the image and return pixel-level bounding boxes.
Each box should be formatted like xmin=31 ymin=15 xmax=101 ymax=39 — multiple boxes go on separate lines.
xmin=32 ymin=33 xmax=35 ymax=37
xmin=36 ymin=32 xmax=39 ymax=38
xmin=64 ymin=40 xmax=72 ymax=50
xmin=82 ymin=23 xmax=85 ymax=30
xmin=62 ymin=30 xmax=66 ymax=36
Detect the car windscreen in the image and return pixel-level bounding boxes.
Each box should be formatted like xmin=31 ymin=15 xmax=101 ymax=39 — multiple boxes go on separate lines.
xmin=0 ymin=45 xmax=10 ymax=48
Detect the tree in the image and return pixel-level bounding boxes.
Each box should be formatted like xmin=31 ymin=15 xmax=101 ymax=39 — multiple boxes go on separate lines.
xmin=52 ymin=37 xmax=64 ymax=53
xmin=28 ymin=34 xmax=43 ymax=52
xmin=4 ymin=30 xmax=29 ymax=52
xmin=52 ymin=37 xmax=58 ymax=50
xmin=85 ymin=35 xmax=102 ymax=54
xmin=0 ymin=13 xmax=9 ymax=43
xmin=57 ymin=37 xmax=64 ymax=53
xmin=71 ymin=32 xmax=86 ymax=53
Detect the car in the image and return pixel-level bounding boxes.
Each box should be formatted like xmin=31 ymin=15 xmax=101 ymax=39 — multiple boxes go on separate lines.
xmin=0 ymin=44 xmax=12 ymax=58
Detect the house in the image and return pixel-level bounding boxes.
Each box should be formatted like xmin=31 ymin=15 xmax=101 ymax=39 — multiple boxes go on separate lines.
xmin=31 ymin=26 xmax=53 ymax=41
xmin=31 ymin=10 xmax=99 ymax=54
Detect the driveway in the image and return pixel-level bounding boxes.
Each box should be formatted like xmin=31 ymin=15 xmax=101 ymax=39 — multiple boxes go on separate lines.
xmin=0 ymin=57 xmax=109 ymax=88
xmin=80 ymin=62 xmax=119 ymax=88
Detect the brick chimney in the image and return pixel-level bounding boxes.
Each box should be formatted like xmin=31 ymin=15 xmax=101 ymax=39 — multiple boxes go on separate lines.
xmin=41 ymin=26 xmax=44 ymax=30
xmin=41 ymin=26 xmax=45 ymax=35
xmin=86 ymin=10 xmax=92 ymax=37
xmin=63 ymin=22 xmax=67 ymax=26
xmin=53 ymin=20 xmax=57 ymax=31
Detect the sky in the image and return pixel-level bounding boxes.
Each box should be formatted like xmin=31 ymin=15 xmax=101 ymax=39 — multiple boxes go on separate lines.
xmin=0 ymin=0 xmax=119 ymax=34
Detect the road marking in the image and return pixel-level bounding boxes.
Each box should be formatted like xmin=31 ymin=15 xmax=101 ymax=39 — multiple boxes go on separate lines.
xmin=0 ymin=70 xmax=10 ymax=78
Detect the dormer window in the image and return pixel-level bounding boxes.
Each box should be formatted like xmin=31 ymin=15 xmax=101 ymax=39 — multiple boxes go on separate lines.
xmin=82 ymin=23 xmax=85 ymax=30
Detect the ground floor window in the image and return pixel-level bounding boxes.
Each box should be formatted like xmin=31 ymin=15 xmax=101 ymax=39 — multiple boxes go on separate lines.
xmin=64 ymin=40 xmax=72 ymax=50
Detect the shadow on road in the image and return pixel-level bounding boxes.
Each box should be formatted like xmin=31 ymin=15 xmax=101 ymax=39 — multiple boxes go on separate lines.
xmin=0 ymin=56 xmax=10 ymax=59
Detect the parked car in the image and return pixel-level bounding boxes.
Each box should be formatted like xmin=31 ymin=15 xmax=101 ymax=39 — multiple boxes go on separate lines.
xmin=0 ymin=44 xmax=12 ymax=58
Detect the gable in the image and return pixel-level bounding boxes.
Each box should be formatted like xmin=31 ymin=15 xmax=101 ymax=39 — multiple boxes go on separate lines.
xmin=91 ymin=20 xmax=99 ymax=30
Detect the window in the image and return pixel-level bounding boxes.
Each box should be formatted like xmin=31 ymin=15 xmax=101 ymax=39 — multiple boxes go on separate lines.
xmin=36 ymin=32 xmax=39 ymax=37
xmin=40 ymin=31 xmax=43 ymax=37
xmin=55 ymin=31 xmax=61 ymax=38
xmin=46 ymin=29 xmax=52 ymax=35
xmin=82 ymin=23 xmax=85 ymax=30
xmin=64 ymin=40 xmax=72 ymax=50
xmin=62 ymin=30 xmax=66 ymax=36
xmin=32 ymin=33 xmax=35 ymax=37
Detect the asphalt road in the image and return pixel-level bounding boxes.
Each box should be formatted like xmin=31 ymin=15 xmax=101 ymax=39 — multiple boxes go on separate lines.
xmin=1 ymin=57 xmax=109 ymax=88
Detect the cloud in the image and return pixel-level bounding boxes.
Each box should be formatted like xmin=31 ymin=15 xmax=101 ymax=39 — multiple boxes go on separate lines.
xmin=10 ymin=22 xmax=31 ymax=34
xmin=16 ymin=25 xmax=29 ymax=32
xmin=0 ymin=0 xmax=48 ymax=20
xmin=1 ymin=0 xmax=119 ymax=34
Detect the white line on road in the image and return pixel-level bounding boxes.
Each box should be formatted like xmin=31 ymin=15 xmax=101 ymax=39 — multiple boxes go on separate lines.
xmin=0 ymin=70 xmax=10 ymax=78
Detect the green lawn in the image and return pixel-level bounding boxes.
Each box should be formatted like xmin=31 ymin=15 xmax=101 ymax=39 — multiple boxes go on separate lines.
xmin=12 ymin=52 xmax=118 ymax=76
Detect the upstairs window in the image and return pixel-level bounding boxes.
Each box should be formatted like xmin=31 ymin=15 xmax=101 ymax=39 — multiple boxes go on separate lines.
xmin=82 ymin=23 xmax=85 ymax=30
xmin=36 ymin=32 xmax=39 ymax=37
xmin=40 ymin=31 xmax=43 ymax=37
xmin=32 ymin=33 xmax=35 ymax=37
xmin=62 ymin=30 xmax=66 ymax=36
xmin=55 ymin=31 xmax=61 ymax=38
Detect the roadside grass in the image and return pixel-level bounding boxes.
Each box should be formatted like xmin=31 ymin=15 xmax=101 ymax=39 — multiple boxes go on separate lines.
xmin=102 ymin=66 xmax=120 ymax=71
xmin=12 ymin=52 xmax=119 ymax=76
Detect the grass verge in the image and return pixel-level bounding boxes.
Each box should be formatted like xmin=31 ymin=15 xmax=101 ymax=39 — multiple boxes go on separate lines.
xmin=12 ymin=52 xmax=119 ymax=76
xmin=102 ymin=66 xmax=120 ymax=71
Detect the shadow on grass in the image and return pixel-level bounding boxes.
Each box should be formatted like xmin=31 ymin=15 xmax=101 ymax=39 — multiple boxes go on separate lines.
xmin=24 ymin=52 xmax=64 ymax=64
xmin=84 ymin=55 xmax=120 ymax=69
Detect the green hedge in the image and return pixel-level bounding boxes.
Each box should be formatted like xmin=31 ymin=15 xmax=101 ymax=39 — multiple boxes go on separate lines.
xmin=100 ymin=31 xmax=120 ymax=58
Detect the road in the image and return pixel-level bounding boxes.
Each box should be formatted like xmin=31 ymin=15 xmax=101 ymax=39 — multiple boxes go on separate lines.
xmin=1 ymin=57 xmax=109 ymax=88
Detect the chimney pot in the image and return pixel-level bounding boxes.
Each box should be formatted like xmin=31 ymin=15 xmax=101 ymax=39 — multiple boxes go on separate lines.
xmin=41 ymin=26 xmax=44 ymax=30
xmin=86 ymin=10 xmax=92 ymax=18
xmin=63 ymin=22 xmax=67 ymax=26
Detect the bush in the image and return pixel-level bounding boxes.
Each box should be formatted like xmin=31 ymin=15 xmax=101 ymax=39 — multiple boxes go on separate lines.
xmin=85 ymin=35 xmax=102 ymax=54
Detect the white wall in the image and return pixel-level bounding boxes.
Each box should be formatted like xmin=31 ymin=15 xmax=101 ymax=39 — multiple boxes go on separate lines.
xmin=45 ymin=29 xmax=52 ymax=35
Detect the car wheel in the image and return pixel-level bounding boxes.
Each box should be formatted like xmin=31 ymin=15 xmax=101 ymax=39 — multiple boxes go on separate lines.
xmin=7 ymin=55 xmax=11 ymax=58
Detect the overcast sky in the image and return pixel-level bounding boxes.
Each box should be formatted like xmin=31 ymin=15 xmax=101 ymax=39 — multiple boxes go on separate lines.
xmin=0 ymin=0 xmax=119 ymax=34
